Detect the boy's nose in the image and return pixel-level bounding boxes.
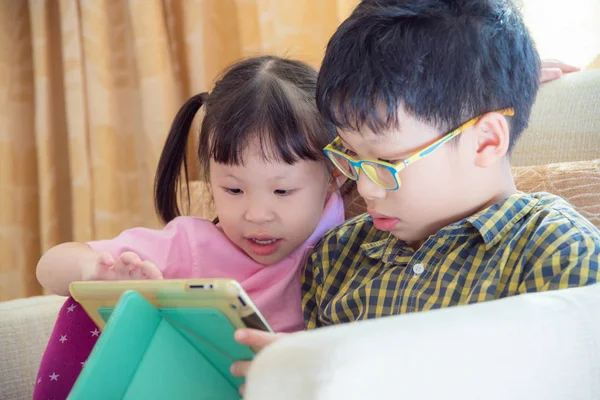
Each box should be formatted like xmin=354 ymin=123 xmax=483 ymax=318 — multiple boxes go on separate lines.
xmin=356 ymin=170 xmax=387 ymax=201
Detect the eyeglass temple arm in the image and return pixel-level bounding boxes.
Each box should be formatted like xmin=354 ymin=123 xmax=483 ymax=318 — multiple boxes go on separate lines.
xmin=400 ymin=108 xmax=515 ymax=169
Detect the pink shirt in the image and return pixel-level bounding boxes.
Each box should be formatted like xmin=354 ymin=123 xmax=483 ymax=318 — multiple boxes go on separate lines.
xmin=87 ymin=192 xmax=344 ymax=333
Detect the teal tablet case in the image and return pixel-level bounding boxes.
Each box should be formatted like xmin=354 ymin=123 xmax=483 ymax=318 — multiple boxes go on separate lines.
xmin=68 ymin=290 xmax=253 ymax=400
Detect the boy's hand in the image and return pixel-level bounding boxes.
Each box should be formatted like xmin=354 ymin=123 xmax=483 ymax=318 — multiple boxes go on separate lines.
xmin=231 ymin=329 xmax=287 ymax=396
xmin=82 ymin=251 xmax=163 ymax=281
xmin=540 ymin=59 xmax=580 ymax=83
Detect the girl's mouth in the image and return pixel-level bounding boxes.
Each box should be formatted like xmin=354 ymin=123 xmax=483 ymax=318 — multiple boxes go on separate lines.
xmin=246 ymin=237 xmax=281 ymax=256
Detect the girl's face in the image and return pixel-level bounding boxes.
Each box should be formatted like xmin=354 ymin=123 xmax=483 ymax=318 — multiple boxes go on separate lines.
xmin=209 ymin=141 xmax=331 ymax=265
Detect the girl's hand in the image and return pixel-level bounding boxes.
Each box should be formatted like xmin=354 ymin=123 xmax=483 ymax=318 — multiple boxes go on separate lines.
xmin=540 ymin=59 xmax=580 ymax=83
xmin=82 ymin=251 xmax=164 ymax=281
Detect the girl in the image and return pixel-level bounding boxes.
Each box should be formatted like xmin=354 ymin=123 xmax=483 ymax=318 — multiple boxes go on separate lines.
xmin=33 ymin=55 xmax=344 ymax=399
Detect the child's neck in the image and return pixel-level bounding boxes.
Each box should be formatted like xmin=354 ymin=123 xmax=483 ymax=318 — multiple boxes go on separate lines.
xmin=462 ymin=159 xmax=518 ymax=220
xmin=477 ymin=165 xmax=518 ymax=211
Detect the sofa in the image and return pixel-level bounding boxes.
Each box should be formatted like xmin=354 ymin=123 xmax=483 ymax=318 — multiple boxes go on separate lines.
xmin=247 ymin=283 xmax=600 ymax=400
xmin=1 ymin=69 xmax=599 ymax=400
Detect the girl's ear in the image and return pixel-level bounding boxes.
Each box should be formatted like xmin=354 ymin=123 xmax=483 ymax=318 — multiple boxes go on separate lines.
xmin=330 ymin=168 xmax=347 ymax=191
xmin=323 ymin=168 xmax=343 ymax=205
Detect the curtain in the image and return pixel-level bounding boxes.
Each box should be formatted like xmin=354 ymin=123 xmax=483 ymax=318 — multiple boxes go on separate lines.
xmin=1 ymin=0 xmax=598 ymax=301
xmin=0 ymin=0 xmax=359 ymax=301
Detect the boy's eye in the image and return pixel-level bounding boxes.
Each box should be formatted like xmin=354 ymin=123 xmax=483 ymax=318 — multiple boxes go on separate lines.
xmin=274 ymin=189 xmax=296 ymax=196
xmin=379 ymin=158 xmax=400 ymax=165
xmin=224 ymin=188 xmax=243 ymax=195
xmin=344 ymin=149 xmax=358 ymax=158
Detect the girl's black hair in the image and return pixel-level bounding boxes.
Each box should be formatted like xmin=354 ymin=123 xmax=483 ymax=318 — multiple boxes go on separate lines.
xmin=154 ymin=56 xmax=337 ymax=224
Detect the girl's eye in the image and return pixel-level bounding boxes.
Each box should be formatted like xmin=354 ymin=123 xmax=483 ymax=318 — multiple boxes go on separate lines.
xmin=274 ymin=189 xmax=296 ymax=196
xmin=224 ymin=188 xmax=243 ymax=195
xmin=379 ymin=158 xmax=400 ymax=165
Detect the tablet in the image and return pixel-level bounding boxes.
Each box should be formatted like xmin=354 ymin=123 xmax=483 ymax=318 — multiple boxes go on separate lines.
xmin=69 ymin=278 xmax=273 ymax=333
xmin=68 ymin=290 xmax=252 ymax=399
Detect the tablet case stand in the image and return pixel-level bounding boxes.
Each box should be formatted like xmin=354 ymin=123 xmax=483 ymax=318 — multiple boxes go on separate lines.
xmin=68 ymin=290 xmax=252 ymax=399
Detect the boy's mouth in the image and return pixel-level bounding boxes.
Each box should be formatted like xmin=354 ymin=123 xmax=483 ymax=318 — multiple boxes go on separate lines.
xmin=368 ymin=210 xmax=400 ymax=231
xmin=367 ymin=209 xmax=391 ymax=219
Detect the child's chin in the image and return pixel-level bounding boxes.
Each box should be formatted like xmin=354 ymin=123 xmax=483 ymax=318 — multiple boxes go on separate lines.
xmin=248 ymin=252 xmax=286 ymax=266
xmin=244 ymin=245 xmax=289 ymax=266
xmin=388 ymin=227 xmax=415 ymax=242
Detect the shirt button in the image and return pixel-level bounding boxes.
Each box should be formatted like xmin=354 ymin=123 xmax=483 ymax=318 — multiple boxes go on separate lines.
xmin=413 ymin=263 xmax=425 ymax=275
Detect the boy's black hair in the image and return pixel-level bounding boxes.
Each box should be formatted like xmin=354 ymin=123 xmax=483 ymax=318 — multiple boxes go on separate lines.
xmin=317 ymin=0 xmax=541 ymax=150
xmin=155 ymin=56 xmax=336 ymax=224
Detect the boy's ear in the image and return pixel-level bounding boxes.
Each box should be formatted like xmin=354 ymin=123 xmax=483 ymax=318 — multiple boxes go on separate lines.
xmin=472 ymin=112 xmax=511 ymax=168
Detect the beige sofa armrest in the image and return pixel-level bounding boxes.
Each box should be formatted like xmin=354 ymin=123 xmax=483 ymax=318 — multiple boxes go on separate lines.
xmin=512 ymin=70 xmax=600 ymax=166
xmin=0 ymin=295 xmax=65 ymax=400
xmin=246 ymin=284 xmax=600 ymax=400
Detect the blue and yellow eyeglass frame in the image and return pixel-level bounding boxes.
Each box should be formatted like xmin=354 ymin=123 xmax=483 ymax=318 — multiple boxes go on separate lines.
xmin=323 ymin=108 xmax=515 ymax=191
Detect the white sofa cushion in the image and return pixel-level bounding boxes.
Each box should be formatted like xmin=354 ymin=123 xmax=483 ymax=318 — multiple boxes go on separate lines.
xmin=247 ymin=283 xmax=600 ymax=400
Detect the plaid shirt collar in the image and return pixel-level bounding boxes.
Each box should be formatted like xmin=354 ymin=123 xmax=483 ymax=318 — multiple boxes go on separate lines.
xmin=360 ymin=192 xmax=541 ymax=262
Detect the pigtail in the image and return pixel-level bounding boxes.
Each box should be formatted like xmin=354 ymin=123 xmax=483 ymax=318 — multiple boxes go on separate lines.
xmin=154 ymin=92 xmax=209 ymax=224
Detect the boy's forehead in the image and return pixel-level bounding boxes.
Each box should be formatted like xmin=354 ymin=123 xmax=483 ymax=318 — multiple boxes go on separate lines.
xmin=339 ymin=127 xmax=398 ymax=146
xmin=338 ymin=108 xmax=441 ymax=154
xmin=338 ymin=108 xmax=415 ymax=144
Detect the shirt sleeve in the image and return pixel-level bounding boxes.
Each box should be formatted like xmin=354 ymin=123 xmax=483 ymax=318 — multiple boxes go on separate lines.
xmin=87 ymin=217 xmax=196 ymax=278
xmin=301 ymin=247 xmax=324 ymax=330
xmin=519 ymin=224 xmax=600 ymax=293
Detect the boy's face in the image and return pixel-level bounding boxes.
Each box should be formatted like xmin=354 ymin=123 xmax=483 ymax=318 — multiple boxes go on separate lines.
xmin=338 ymin=108 xmax=499 ymax=247
xmin=209 ymin=141 xmax=331 ymax=265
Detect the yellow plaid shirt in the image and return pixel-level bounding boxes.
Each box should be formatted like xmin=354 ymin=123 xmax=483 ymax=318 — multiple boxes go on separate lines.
xmin=302 ymin=192 xmax=600 ymax=329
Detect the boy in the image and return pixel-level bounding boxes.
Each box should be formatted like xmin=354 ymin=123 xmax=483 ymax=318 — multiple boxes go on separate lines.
xmin=233 ymin=0 xmax=600 ymax=383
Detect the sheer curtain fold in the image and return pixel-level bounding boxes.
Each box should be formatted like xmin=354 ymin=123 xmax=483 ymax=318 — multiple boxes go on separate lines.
xmin=0 ymin=0 xmax=359 ymax=300
xmin=1 ymin=0 xmax=598 ymax=300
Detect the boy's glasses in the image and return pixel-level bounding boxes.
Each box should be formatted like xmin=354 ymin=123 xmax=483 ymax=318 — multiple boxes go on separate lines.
xmin=323 ymin=108 xmax=515 ymax=191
